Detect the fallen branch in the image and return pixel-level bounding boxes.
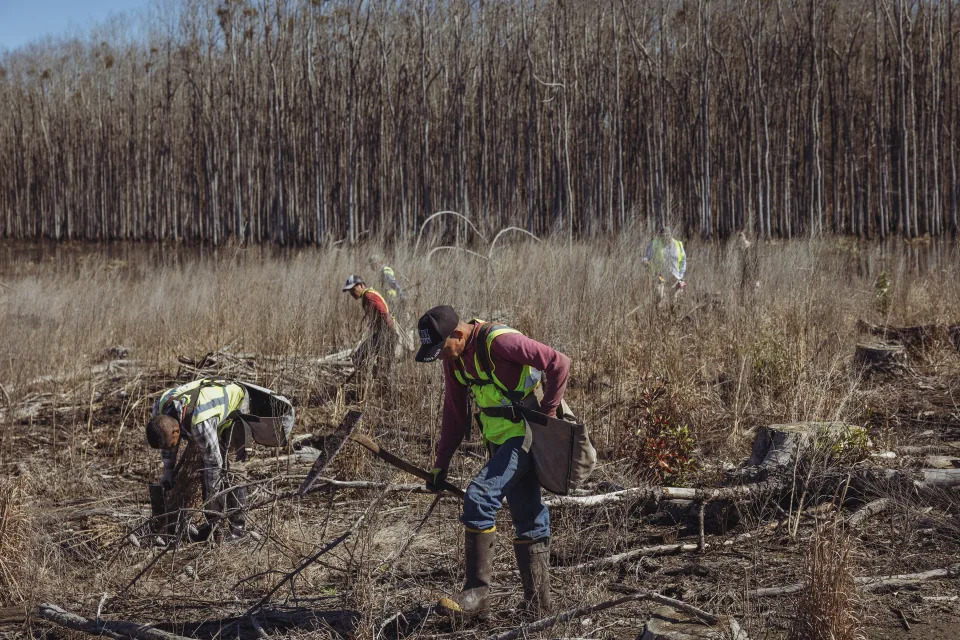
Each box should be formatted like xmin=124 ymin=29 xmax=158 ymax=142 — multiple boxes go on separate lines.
xmin=562 ymin=543 xmax=701 ymax=572
xmin=38 ymin=604 xmax=191 ymax=640
xmin=752 ymin=563 xmax=960 ymax=597
xmin=722 ymin=503 xmax=837 ymax=547
xmin=857 ymin=563 xmax=960 ymax=591
xmin=847 ymin=498 xmax=891 ymax=527
xmin=487 ymin=589 xmax=718 ymax=640
xmin=244 ymin=447 xmax=321 ymax=472
xmin=880 ymin=468 xmax=960 ymax=488
xmin=545 ymin=479 xmax=784 ymax=508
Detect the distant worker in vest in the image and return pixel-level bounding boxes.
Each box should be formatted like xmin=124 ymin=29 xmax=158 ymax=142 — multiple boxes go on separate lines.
xmin=415 ymin=305 xmax=572 ymax=618
xmin=368 ymin=255 xmax=408 ymax=308
xmin=146 ymin=379 xmax=251 ymax=541
xmin=342 ymin=274 xmax=396 ymax=373
xmin=643 ymin=226 xmax=687 ymax=307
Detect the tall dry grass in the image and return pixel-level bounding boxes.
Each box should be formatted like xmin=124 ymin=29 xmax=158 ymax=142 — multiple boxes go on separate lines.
xmin=788 ymin=524 xmax=864 ymax=640
xmin=1 ymin=235 xmax=958 ymax=453
xmin=0 ymin=478 xmax=28 ymax=605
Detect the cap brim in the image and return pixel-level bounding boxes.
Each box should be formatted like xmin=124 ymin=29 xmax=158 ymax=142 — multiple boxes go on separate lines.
xmin=415 ymin=342 xmax=444 ymax=363
xmin=342 ymin=286 xmax=353 ymax=291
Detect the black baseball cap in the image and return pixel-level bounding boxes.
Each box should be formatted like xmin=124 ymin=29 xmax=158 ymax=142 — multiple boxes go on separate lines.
xmin=415 ymin=305 xmax=460 ymax=362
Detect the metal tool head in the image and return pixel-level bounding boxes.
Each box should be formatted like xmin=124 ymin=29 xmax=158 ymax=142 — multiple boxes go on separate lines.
xmin=296 ymin=409 xmax=364 ymax=496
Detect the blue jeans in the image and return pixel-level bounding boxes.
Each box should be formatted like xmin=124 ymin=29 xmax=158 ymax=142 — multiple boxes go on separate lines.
xmin=460 ymin=436 xmax=550 ymax=541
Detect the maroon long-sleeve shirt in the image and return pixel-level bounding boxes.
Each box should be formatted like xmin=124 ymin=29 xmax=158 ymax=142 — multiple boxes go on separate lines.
xmin=433 ymin=325 xmax=570 ymax=469
xmin=361 ymin=289 xmax=394 ymax=330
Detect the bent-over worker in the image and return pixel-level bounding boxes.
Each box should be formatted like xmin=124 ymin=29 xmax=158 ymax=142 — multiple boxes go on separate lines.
xmin=343 ymin=274 xmax=396 ymax=373
xmin=146 ymin=379 xmax=249 ymax=540
xmin=415 ymin=305 xmax=571 ymax=617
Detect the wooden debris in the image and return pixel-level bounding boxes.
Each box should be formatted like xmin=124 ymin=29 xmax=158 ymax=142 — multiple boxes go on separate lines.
xmin=243 ymin=446 xmax=322 ymax=472
xmin=38 ymin=603 xmax=191 ymax=640
xmin=857 ymin=563 xmax=960 ymax=592
xmin=751 ymin=563 xmax=960 ymax=597
xmin=562 ymin=543 xmax=702 ymax=572
xmin=847 ymin=498 xmax=891 ymax=527
xmin=545 ymin=478 xmax=785 ymax=509
xmin=488 ymin=589 xmax=718 ymax=640
xmin=922 ymin=455 xmax=960 ymax=470
xmin=854 ymin=342 xmax=906 ymax=374
xmin=881 ymin=468 xmax=960 ymax=488
xmin=745 ymin=422 xmax=867 ymax=473
xmin=856 ymin=320 xmax=945 ymax=352
xmin=639 ymin=606 xmax=749 ymax=640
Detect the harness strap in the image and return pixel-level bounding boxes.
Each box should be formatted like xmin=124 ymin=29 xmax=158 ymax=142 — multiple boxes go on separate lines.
xmin=454 ymin=324 xmax=519 ymax=396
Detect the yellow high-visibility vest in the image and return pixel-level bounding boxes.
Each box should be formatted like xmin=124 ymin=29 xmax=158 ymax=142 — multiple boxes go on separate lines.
xmin=157 ymin=379 xmax=246 ymax=436
xmin=452 ymin=321 xmax=542 ymax=445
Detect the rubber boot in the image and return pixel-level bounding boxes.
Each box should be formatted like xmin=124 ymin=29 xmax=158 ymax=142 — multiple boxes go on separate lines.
xmin=439 ymin=530 xmax=495 ymax=618
xmin=514 ymin=538 xmax=552 ymax=616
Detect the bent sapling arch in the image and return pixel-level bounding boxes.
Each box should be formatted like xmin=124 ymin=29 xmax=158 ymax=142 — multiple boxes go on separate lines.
xmin=414 ymin=211 xmax=487 ymax=254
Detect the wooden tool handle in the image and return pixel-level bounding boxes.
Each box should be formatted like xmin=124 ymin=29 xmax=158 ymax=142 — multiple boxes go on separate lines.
xmin=350 ymin=433 xmax=465 ymax=498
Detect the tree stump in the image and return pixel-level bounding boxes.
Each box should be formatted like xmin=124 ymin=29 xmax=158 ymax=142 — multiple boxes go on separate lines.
xmin=638 ymin=606 xmax=748 ymax=640
xmin=854 ymin=342 xmax=906 ymax=374
xmin=856 ymin=320 xmax=943 ymax=353
xmin=746 ymin=422 xmax=869 ymax=472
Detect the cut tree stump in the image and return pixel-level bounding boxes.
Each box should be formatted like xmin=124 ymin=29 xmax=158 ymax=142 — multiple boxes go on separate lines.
xmin=638 ymin=606 xmax=748 ymax=640
xmin=856 ymin=320 xmax=944 ymax=352
xmin=854 ymin=342 xmax=906 ymax=374
xmin=746 ymin=422 xmax=868 ymax=472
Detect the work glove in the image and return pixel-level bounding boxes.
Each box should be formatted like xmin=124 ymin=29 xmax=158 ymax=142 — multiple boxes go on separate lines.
xmin=426 ymin=467 xmax=447 ymax=492
xmin=161 ymin=469 xmax=176 ymax=491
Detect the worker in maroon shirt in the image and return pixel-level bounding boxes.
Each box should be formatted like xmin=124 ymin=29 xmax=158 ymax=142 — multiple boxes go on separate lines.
xmin=415 ymin=305 xmax=571 ymax=618
xmin=342 ymin=274 xmax=395 ymax=374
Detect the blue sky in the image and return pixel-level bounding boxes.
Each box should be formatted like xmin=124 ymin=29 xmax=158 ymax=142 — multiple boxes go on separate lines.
xmin=0 ymin=1 xmax=149 ymax=52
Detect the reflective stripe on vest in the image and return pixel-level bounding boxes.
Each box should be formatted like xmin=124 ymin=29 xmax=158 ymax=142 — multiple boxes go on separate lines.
xmin=362 ymin=288 xmax=390 ymax=315
xmin=452 ymin=322 xmax=542 ymax=446
xmin=161 ymin=379 xmax=245 ymax=436
xmin=673 ymin=239 xmax=684 ymax=273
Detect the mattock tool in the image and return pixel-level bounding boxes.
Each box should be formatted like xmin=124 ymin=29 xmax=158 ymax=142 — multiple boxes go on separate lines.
xmin=350 ymin=433 xmax=465 ymax=499
xmin=297 ymin=409 xmax=364 ymax=496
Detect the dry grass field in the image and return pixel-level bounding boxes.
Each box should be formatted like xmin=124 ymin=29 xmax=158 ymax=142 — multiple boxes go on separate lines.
xmin=1 ymin=234 xmax=959 ymax=639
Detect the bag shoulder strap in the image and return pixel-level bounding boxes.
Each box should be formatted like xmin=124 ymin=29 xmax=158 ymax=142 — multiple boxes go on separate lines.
xmin=474 ymin=323 xmax=495 ymax=380
xmin=477 ymin=323 xmax=532 ymax=403
xmin=452 ymin=321 xmax=496 ymax=388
